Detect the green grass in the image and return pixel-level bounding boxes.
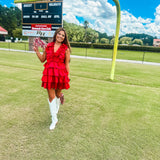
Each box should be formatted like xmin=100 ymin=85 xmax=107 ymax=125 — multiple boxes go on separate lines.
xmin=0 ymin=42 xmax=29 ymax=51
xmin=1 ymin=42 xmax=160 ymax=63
xmin=0 ymin=50 xmax=160 ymax=160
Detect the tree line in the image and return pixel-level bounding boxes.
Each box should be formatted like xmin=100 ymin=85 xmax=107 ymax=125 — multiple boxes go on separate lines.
xmin=0 ymin=5 xmax=21 ymax=36
xmin=0 ymin=5 xmax=157 ymax=46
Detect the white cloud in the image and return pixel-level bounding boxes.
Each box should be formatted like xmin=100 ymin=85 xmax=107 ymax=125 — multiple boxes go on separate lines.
xmin=63 ymin=0 xmax=160 ymax=38
xmin=154 ymin=5 xmax=160 ymax=25
xmin=64 ymin=0 xmax=115 ymax=20
xmin=144 ymin=5 xmax=160 ymax=37
xmin=63 ymin=13 xmax=80 ymax=25
xmin=120 ymin=8 xmax=160 ymax=38
xmin=137 ymin=17 xmax=152 ymax=24
xmin=155 ymin=4 xmax=160 ymax=15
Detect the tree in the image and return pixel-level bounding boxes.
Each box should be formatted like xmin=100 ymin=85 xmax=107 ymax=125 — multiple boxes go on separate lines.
xmin=84 ymin=20 xmax=89 ymax=42
xmin=132 ymin=39 xmax=143 ymax=45
xmin=85 ymin=28 xmax=99 ymax=43
xmin=0 ymin=5 xmax=21 ymax=37
xmin=76 ymin=28 xmax=85 ymax=42
xmin=72 ymin=35 xmax=77 ymax=42
xmin=84 ymin=20 xmax=89 ymax=30
xmin=119 ymin=33 xmax=155 ymax=46
xmin=119 ymin=37 xmax=132 ymax=44
xmin=63 ymin=21 xmax=85 ymax=42
xmin=12 ymin=28 xmax=24 ymax=39
xmin=14 ymin=7 xmax=22 ymax=27
xmin=100 ymin=38 xmax=109 ymax=44
xmin=93 ymin=32 xmax=99 ymax=43
xmin=95 ymin=39 xmax=99 ymax=43
xmin=110 ymin=38 xmax=115 ymax=44
xmin=97 ymin=31 xmax=108 ymax=41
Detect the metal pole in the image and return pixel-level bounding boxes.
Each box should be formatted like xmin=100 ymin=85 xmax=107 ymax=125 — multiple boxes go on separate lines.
xmin=9 ymin=42 xmax=10 ymax=50
xmin=110 ymin=0 xmax=121 ymax=80
xmin=85 ymin=47 xmax=87 ymax=57
xmin=142 ymin=51 xmax=145 ymax=64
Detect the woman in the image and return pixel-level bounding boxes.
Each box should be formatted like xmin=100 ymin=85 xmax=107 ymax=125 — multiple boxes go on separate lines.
xmin=34 ymin=28 xmax=71 ymax=130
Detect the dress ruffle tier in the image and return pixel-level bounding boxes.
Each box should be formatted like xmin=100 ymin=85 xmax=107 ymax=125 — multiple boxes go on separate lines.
xmin=41 ymin=42 xmax=70 ymax=90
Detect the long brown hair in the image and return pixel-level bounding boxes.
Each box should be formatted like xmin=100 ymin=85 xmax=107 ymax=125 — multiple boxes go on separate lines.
xmin=53 ymin=27 xmax=71 ymax=52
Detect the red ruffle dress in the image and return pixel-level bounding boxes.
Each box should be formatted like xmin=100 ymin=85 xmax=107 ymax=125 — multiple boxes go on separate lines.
xmin=41 ymin=42 xmax=70 ymax=90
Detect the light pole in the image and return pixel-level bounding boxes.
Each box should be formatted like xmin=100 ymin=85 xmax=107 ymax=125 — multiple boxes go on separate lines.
xmin=110 ymin=0 xmax=121 ymax=80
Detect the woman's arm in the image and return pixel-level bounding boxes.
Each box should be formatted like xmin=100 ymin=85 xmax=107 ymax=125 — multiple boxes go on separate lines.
xmin=65 ymin=48 xmax=70 ymax=78
xmin=34 ymin=47 xmax=46 ymax=63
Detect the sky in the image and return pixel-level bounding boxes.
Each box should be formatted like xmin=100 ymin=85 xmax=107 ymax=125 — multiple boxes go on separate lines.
xmin=1 ymin=0 xmax=160 ymax=38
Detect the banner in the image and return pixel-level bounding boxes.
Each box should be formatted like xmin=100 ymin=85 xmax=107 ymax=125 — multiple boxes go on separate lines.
xmin=22 ymin=30 xmax=55 ymax=37
xmin=14 ymin=0 xmax=47 ymax=3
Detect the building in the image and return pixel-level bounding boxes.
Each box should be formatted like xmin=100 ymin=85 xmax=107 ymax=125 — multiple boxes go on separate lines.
xmin=153 ymin=39 xmax=160 ymax=47
xmin=0 ymin=26 xmax=8 ymax=35
xmin=0 ymin=26 xmax=8 ymax=41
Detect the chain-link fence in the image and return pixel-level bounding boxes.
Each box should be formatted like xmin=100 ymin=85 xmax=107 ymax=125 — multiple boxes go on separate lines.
xmin=71 ymin=47 xmax=160 ymax=63
xmin=0 ymin=41 xmax=160 ymax=63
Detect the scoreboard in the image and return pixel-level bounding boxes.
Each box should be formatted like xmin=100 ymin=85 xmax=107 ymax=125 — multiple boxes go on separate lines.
xmin=22 ymin=0 xmax=63 ymax=37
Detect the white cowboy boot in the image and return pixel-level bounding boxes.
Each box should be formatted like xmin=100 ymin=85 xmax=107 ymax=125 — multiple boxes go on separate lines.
xmin=56 ymin=96 xmax=60 ymax=114
xmin=48 ymin=98 xmax=58 ymax=130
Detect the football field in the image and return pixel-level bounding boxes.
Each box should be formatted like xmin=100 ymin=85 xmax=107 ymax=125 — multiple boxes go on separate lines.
xmin=0 ymin=50 xmax=160 ymax=159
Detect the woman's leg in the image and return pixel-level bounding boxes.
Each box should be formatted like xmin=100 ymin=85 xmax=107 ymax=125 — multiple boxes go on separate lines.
xmin=47 ymin=89 xmax=57 ymax=130
xmin=55 ymin=89 xmax=62 ymax=98
xmin=47 ymin=88 xmax=56 ymax=102
xmin=55 ymin=89 xmax=62 ymax=114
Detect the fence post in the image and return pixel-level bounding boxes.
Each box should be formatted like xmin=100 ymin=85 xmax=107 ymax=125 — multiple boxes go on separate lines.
xmin=85 ymin=47 xmax=87 ymax=57
xmin=8 ymin=42 xmax=10 ymax=51
xmin=142 ymin=51 xmax=145 ymax=64
xmin=25 ymin=43 xmax=26 ymax=51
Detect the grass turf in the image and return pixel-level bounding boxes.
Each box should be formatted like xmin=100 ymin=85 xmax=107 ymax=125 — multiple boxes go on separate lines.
xmin=0 ymin=50 xmax=160 ymax=160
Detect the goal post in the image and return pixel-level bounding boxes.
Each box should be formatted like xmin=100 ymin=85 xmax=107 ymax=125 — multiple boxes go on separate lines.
xmin=110 ymin=0 xmax=121 ymax=80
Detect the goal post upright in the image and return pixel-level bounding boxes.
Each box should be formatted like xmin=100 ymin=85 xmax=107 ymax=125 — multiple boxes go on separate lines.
xmin=110 ymin=0 xmax=121 ymax=80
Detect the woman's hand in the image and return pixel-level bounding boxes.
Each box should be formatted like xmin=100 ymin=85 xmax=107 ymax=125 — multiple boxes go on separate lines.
xmin=33 ymin=46 xmax=39 ymax=53
xmin=34 ymin=46 xmax=46 ymax=63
